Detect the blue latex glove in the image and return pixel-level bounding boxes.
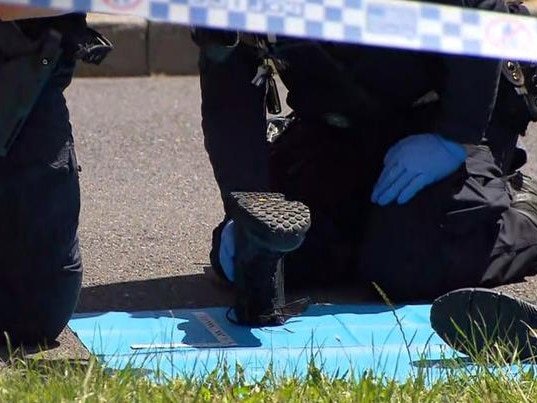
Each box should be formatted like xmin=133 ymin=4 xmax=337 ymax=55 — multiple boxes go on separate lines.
xmin=371 ymin=134 xmax=467 ymax=206
xmin=219 ymin=219 xmax=236 ymax=282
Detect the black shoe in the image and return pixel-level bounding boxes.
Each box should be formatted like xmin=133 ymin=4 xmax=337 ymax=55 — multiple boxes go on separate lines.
xmin=508 ymin=172 xmax=537 ymax=226
xmin=209 ymin=193 xmax=286 ymax=285
xmin=226 ymin=191 xmax=311 ymax=326
xmin=430 ymin=288 xmax=537 ymax=361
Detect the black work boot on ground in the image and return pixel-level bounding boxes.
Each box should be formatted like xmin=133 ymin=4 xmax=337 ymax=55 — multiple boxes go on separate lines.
xmin=226 ymin=191 xmax=311 ymax=326
xmin=508 ymin=171 xmax=537 ymax=226
xmin=209 ymin=193 xmax=286 ymax=285
xmin=430 ymin=288 xmax=537 ymax=361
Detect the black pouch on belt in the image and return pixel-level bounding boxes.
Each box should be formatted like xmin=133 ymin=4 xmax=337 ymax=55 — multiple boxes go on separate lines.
xmin=69 ymin=27 xmax=112 ymax=65
xmin=15 ymin=13 xmax=113 ymax=65
xmin=0 ymin=22 xmax=63 ymax=157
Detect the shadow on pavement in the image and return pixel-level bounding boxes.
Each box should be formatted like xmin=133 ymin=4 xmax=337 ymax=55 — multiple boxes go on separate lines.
xmin=77 ymin=266 xmax=377 ymax=313
xmin=77 ymin=269 xmax=234 ymax=313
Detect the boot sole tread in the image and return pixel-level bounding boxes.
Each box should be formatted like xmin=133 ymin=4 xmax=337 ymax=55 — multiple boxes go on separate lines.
xmin=430 ymin=287 xmax=537 ymax=360
xmin=228 ymin=192 xmax=311 ymax=251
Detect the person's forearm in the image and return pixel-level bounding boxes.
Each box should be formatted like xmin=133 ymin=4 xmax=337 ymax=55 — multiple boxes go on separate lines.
xmin=0 ymin=5 xmax=65 ymax=21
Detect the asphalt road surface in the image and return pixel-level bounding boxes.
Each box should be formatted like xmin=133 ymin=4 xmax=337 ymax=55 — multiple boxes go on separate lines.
xmin=46 ymin=76 xmax=537 ymax=358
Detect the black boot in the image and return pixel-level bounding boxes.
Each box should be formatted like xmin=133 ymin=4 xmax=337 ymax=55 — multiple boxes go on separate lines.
xmin=208 ymin=193 xmax=286 ymax=285
xmin=431 ymin=288 xmax=537 ymax=360
xmin=429 ymin=174 xmax=537 ymax=360
xmin=226 ymin=192 xmax=311 ymax=326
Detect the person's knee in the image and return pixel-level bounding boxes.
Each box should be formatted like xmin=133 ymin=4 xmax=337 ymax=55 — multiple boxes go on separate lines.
xmin=0 ymin=240 xmax=83 ymax=346
xmin=0 ymin=162 xmax=82 ymax=346
xmin=357 ymin=168 xmax=506 ymax=302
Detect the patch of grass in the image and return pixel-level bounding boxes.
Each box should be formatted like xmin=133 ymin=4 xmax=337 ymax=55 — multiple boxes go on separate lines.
xmin=0 ymin=353 xmax=535 ymax=402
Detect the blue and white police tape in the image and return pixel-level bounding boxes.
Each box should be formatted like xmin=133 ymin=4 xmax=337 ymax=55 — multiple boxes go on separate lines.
xmin=2 ymin=0 xmax=537 ymax=62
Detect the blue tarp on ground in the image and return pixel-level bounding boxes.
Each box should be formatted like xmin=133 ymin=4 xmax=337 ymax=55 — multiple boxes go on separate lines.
xmin=69 ymin=304 xmax=464 ymax=382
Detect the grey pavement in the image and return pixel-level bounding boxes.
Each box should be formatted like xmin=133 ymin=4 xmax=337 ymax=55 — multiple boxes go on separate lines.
xmin=41 ymin=76 xmax=537 ymax=359
xmin=70 ymin=76 xmax=229 ymax=311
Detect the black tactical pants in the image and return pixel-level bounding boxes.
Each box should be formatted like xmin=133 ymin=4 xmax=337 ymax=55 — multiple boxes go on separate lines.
xmin=270 ymin=119 xmax=537 ymax=302
xmin=0 ymin=40 xmax=82 ymax=344
xmin=199 ymin=44 xmax=270 ymax=210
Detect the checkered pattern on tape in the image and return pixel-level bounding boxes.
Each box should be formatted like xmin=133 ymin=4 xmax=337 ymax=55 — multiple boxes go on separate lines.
xmin=14 ymin=0 xmax=537 ymax=61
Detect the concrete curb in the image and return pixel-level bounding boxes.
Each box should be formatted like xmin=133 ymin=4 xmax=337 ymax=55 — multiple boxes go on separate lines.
xmin=75 ymin=14 xmax=199 ymax=77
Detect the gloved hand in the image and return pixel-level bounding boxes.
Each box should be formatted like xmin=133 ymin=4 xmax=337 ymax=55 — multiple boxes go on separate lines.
xmin=371 ymin=134 xmax=467 ymax=206
xmin=219 ymin=219 xmax=236 ymax=282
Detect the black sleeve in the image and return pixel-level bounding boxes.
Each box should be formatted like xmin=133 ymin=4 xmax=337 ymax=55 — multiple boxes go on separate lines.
xmin=199 ymin=42 xmax=270 ymax=197
xmin=433 ymin=0 xmax=508 ymax=144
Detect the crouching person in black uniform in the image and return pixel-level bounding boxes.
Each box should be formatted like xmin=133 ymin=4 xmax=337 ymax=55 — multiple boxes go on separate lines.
xmin=0 ymin=8 xmax=111 ymax=346
xmin=430 ymin=1 xmax=537 ymax=361
xmin=195 ymin=0 xmax=537 ymax=353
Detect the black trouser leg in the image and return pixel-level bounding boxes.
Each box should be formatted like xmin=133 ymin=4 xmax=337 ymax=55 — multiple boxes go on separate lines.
xmin=480 ymin=207 xmax=537 ymax=288
xmin=199 ymin=44 xmax=271 ymax=271
xmin=0 ymin=52 xmax=82 ymax=345
xmin=356 ymin=147 xmax=537 ymax=302
xmin=269 ymin=119 xmax=398 ymax=287
xmin=271 ymin=120 xmax=537 ymax=299
xmin=199 ymin=44 xmax=270 ymax=207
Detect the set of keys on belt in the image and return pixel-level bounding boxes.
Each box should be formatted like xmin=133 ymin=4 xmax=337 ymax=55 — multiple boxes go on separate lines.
xmin=251 ymin=61 xmax=282 ymax=115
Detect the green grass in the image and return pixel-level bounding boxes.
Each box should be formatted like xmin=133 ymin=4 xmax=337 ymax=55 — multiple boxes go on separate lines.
xmin=0 ymin=353 xmax=536 ymax=402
